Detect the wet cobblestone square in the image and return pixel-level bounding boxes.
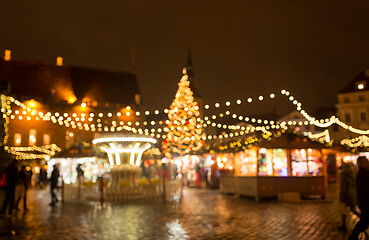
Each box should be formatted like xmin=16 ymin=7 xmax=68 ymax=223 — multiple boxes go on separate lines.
xmin=0 ymin=185 xmax=348 ymax=240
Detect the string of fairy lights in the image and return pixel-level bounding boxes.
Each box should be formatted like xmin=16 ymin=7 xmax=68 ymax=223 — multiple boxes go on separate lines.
xmin=341 ymin=135 xmax=369 ymax=148
xmin=2 ymin=91 xmax=364 ymax=137
xmin=5 ymin=144 xmax=62 ymax=160
xmin=9 ymin=89 xmax=366 ymax=136
xmin=1 ymin=87 xmax=369 ymax=159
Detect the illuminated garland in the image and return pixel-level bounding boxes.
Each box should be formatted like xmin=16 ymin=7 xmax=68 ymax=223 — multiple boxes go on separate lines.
xmin=5 ymin=144 xmax=61 ymax=160
xmin=3 ymin=87 xmax=369 ymax=143
xmin=0 ymin=95 xmax=10 ymax=146
xmin=307 ymin=129 xmax=330 ymax=143
xmin=341 ymin=135 xmax=369 ymax=148
xmin=280 ymin=90 xmax=369 ymax=135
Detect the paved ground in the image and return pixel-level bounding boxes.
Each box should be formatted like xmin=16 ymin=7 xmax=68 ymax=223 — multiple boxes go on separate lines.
xmin=0 ymin=184 xmax=352 ymax=240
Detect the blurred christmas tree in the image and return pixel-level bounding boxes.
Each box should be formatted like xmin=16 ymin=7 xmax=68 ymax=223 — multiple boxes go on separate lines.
xmin=162 ymin=68 xmax=205 ymax=157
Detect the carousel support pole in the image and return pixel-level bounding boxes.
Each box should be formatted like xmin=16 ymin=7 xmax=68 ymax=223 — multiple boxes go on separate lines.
xmin=100 ymin=175 xmax=104 ymax=206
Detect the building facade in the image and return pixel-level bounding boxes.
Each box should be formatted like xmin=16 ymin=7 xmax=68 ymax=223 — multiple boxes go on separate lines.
xmin=0 ymin=54 xmax=143 ymax=160
xmin=334 ymin=70 xmax=369 ymax=140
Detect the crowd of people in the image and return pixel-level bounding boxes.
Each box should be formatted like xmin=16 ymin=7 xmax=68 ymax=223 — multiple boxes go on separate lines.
xmin=0 ymin=160 xmax=61 ymax=217
xmin=338 ymin=156 xmax=369 ymax=239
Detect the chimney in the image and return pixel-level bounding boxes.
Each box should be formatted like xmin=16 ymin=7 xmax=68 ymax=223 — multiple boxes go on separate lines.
xmin=56 ymin=56 xmax=63 ymax=66
xmin=4 ymin=50 xmax=11 ymax=61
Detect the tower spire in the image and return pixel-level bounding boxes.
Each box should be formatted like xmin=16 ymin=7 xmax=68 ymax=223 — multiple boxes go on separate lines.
xmin=130 ymin=48 xmax=136 ymax=73
xmin=186 ymin=48 xmax=194 ymax=78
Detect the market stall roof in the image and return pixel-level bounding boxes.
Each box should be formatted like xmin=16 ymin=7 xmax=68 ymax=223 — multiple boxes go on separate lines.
xmin=258 ymin=132 xmax=328 ymax=149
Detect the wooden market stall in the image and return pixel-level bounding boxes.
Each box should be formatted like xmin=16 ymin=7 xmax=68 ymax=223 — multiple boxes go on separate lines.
xmin=219 ymin=132 xmax=339 ymax=201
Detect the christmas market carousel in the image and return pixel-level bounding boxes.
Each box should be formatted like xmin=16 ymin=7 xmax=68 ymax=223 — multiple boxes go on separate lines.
xmin=61 ymin=134 xmax=182 ymax=203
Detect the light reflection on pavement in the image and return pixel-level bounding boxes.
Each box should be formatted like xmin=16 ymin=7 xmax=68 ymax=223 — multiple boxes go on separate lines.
xmin=0 ymin=185 xmax=347 ymax=240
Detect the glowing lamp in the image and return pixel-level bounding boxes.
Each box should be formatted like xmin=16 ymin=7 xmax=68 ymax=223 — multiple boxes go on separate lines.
xmin=56 ymin=57 xmax=63 ymax=66
xmin=28 ymin=99 xmax=37 ymax=108
xmin=4 ymin=50 xmax=11 ymax=61
xmin=81 ymin=102 xmax=87 ymax=107
xmin=358 ymin=83 xmax=364 ymax=90
xmin=68 ymin=97 xmax=77 ymax=104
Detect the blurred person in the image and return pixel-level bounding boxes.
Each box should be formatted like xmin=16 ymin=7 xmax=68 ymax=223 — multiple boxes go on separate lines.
xmin=39 ymin=166 xmax=47 ymax=188
xmin=0 ymin=159 xmax=18 ymax=216
xmin=26 ymin=166 xmax=33 ymax=188
xmin=49 ymin=165 xmax=60 ymax=206
xmin=338 ymin=162 xmax=359 ymax=231
xmin=76 ymin=163 xmax=84 ymax=179
xmin=14 ymin=165 xmax=29 ymax=211
xmin=349 ymin=156 xmax=369 ymax=240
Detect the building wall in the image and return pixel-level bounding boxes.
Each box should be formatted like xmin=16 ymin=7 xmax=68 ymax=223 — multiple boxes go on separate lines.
xmin=335 ymin=90 xmax=369 ymax=140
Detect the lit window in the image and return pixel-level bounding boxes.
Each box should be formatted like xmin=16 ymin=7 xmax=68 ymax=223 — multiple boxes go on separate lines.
xmin=29 ymin=129 xmax=37 ymax=146
xmin=14 ymin=133 xmax=21 ymax=146
xmin=43 ymin=134 xmax=50 ymax=145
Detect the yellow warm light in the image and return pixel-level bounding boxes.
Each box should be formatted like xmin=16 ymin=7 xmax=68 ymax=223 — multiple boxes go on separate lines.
xmin=81 ymin=102 xmax=87 ymax=108
xmin=56 ymin=57 xmax=63 ymax=66
xmin=26 ymin=99 xmax=37 ymax=108
xmin=4 ymin=50 xmax=11 ymax=61
xmin=68 ymin=96 xmax=77 ymax=104
xmin=358 ymin=83 xmax=364 ymax=90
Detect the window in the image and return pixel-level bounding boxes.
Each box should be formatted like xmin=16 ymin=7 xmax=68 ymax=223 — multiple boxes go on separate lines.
xmin=345 ymin=113 xmax=351 ymax=123
xmin=343 ymin=98 xmax=350 ymax=103
xmin=29 ymin=129 xmax=37 ymax=146
xmin=43 ymin=134 xmax=50 ymax=145
xmin=359 ymin=95 xmax=365 ymax=102
xmin=360 ymin=112 xmax=367 ymax=122
xmin=14 ymin=133 xmax=21 ymax=146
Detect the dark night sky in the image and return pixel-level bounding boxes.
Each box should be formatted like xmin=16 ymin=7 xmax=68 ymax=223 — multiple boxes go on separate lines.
xmin=2 ymin=1 xmax=369 ymax=116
